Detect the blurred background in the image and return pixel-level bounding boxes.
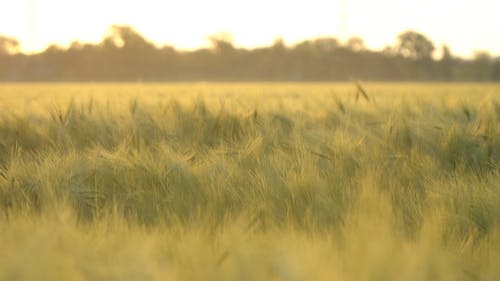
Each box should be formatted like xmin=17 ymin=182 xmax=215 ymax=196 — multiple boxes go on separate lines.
xmin=1 ymin=0 xmax=499 ymax=81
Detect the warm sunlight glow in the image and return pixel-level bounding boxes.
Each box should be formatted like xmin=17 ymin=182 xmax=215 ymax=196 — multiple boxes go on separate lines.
xmin=1 ymin=0 xmax=499 ymax=56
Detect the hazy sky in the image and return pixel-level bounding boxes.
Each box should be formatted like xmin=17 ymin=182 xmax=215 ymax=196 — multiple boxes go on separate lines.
xmin=1 ymin=0 xmax=499 ymax=57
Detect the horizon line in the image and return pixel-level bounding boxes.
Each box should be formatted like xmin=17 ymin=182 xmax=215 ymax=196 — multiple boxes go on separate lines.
xmin=2 ymin=25 xmax=497 ymax=60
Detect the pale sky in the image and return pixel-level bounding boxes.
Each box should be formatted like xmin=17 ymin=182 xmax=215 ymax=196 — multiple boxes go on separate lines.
xmin=0 ymin=0 xmax=499 ymax=57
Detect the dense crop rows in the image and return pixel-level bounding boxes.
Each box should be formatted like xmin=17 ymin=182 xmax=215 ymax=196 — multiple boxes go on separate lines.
xmin=0 ymin=83 xmax=499 ymax=280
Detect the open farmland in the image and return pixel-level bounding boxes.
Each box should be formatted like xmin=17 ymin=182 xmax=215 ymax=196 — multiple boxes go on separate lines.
xmin=0 ymin=83 xmax=499 ymax=281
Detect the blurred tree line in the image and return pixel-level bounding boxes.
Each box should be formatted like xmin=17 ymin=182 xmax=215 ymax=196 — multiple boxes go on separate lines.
xmin=1 ymin=25 xmax=499 ymax=81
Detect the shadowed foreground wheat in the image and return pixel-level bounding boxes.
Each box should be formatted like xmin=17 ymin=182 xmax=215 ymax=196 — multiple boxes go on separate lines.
xmin=0 ymin=83 xmax=499 ymax=280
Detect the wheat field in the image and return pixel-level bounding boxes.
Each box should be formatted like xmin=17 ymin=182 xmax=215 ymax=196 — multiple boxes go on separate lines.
xmin=0 ymin=83 xmax=499 ymax=281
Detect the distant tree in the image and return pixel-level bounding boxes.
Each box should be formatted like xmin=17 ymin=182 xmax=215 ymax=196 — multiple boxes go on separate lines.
xmin=346 ymin=37 xmax=365 ymax=52
xmin=472 ymin=51 xmax=492 ymax=81
xmin=312 ymin=38 xmax=339 ymax=53
xmin=0 ymin=36 xmax=20 ymax=55
xmin=397 ymin=31 xmax=435 ymax=60
xmin=103 ymin=25 xmax=155 ymax=50
xmin=492 ymin=58 xmax=500 ymax=81
xmin=440 ymin=45 xmax=452 ymax=62
xmin=382 ymin=45 xmax=397 ymax=56
xmin=439 ymin=45 xmax=454 ymax=80
xmin=69 ymin=41 xmax=84 ymax=51
xmin=473 ymin=50 xmax=491 ymax=62
xmin=0 ymin=26 xmax=497 ymax=81
xmin=271 ymin=38 xmax=286 ymax=53
xmin=0 ymin=36 xmax=20 ymax=80
xmin=207 ymin=32 xmax=235 ymax=54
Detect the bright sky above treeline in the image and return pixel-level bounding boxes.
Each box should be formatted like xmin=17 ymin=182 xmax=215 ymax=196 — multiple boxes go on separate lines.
xmin=1 ymin=0 xmax=499 ymax=57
